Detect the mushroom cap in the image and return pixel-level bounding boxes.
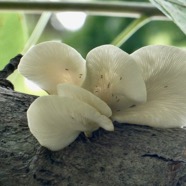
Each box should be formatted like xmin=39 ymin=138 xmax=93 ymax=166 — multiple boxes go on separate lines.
xmin=112 ymin=45 xmax=186 ymax=128
xmin=27 ymin=95 xmax=114 ymax=151
xmin=18 ymin=41 xmax=86 ymax=94
xmin=57 ymin=83 xmax=112 ymax=117
xmin=82 ymin=45 xmax=147 ymax=114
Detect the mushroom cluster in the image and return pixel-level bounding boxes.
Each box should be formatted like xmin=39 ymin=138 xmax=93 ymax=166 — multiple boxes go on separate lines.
xmin=18 ymin=41 xmax=186 ymax=151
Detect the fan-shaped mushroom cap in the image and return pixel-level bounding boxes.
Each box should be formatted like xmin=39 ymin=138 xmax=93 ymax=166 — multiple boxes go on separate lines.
xmin=18 ymin=41 xmax=86 ymax=94
xmin=27 ymin=96 xmax=114 ymax=151
xmin=57 ymin=83 xmax=112 ymax=117
xmin=113 ymin=45 xmax=186 ymax=128
xmin=83 ymin=45 xmax=147 ymax=114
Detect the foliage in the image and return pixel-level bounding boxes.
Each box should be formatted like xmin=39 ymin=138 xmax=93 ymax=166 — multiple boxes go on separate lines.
xmin=0 ymin=1 xmax=185 ymax=94
xmin=0 ymin=13 xmax=28 ymax=93
xmin=151 ymin=0 xmax=186 ymax=34
xmin=0 ymin=13 xmax=27 ymax=68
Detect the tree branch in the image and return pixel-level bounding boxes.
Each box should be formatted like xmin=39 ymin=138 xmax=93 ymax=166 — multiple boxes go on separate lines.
xmin=0 ymin=87 xmax=186 ymax=185
xmin=0 ymin=54 xmax=22 ymax=90
xmin=0 ymin=1 xmax=167 ymax=19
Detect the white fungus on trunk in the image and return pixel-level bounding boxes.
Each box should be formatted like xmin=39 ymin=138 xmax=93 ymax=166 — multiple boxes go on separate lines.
xmin=18 ymin=41 xmax=86 ymax=94
xmin=112 ymin=45 xmax=186 ymax=128
xmin=27 ymin=96 xmax=114 ymax=151
xmin=18 ymin=42 xmax=186 ymax=151
xmin=57 ymin=83 xmax=112 ymax=117
xmin=83 ymin=45 xmax=147 ymax=114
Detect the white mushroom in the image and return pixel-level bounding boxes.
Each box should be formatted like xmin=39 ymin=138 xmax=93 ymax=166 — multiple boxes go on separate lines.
xmin=82 ymin=45 xmax=147 ymax=114
xmin=18 ymin=41 xmax=86 ymax=94
xmin=112 ymin=45 xmax=186 ymax=128
xmin=27 ymin=96 xmax=114 ymax=151
xmin=57 ymin=83 xmax=112 ymax=117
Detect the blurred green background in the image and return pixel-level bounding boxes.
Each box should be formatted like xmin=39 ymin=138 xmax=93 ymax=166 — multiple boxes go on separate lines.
xmin=0 ymin=0 xmax=186 ymax=95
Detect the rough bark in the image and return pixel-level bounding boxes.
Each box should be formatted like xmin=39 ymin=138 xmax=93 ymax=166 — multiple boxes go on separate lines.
xmin=0 ymin=87 xmax=186 ymax=186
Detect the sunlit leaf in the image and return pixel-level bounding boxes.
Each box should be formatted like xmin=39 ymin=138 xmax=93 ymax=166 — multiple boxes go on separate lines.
xmin=150 ymin=0 xmax=186 ymax=34
xmin=0 ymin=13 xmax=28 ymax=68
xmin=0 ymin=13 xmax=29 ymax=93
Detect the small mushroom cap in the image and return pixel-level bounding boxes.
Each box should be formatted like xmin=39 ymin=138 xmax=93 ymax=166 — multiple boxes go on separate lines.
xmin=82 ymin=45 xmax=147 ymax=113
xmin=57 ymin=83 xmax=112 ymax=117
xmin=27 ymin=96 xmax=114 ymax=151
xmin=18 ymin=41 xmax=86 ymax=94
xmin=112 ymin=45 xmax=186 ymax=128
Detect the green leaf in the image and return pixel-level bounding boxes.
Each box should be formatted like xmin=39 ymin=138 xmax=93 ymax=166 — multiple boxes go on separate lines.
xmin=0 ymin=13 xmax=28 ymax=93
xmin=150 ymin=0 xmax=186 ymax=35
xmin=0 ymin=13 xmax=28 ymax=68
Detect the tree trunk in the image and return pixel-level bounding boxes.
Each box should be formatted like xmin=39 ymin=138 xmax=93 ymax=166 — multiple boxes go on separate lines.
xmin=0 ymin=87 xmax=186 ymax=186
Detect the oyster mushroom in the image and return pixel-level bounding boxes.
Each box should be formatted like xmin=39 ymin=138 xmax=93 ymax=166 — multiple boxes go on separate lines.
xmin=18 ymin=41 xmax=86 ymax=94
xmin=57 ymin=83 xmax=112 ymax=117
xmin=27 ymin=96 xmax=114 ymax=151
xmin=113 ymin=45 xmax=186 ymax=128
xmin=82 ymin=44 xmax=147 ymax=114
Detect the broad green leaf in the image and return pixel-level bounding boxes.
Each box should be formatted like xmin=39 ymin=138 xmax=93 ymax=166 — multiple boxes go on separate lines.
xmin=0 ymin=13 xmax=28 ymax=93
xmin=0 ymin=13 xmax=47 ymax=95
xmin=0 ymin=13 xmax=28 ymax=68
xmin=150 ymin=0 xmax=186 ymax=35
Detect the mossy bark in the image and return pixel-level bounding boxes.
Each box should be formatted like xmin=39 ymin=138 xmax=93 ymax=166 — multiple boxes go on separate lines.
xmin=0 ymin=87 xmax=186 ymax=186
